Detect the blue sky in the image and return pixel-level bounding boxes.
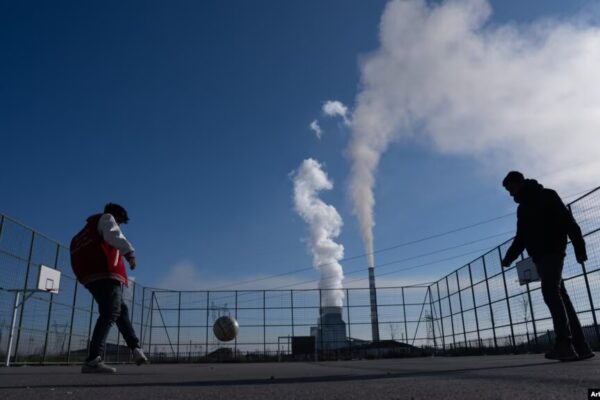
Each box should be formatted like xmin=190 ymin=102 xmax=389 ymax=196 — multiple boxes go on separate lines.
xmin=1 ymin=0 xmax=598 ymax=292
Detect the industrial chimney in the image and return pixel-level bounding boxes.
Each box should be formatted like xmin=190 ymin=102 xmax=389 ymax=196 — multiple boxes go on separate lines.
xmin=368 ymin=267 xmax=380 ymax=342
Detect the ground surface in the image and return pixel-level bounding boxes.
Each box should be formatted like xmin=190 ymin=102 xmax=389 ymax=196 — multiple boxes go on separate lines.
xmin=0 ymin=354 xmax=598 ymax=399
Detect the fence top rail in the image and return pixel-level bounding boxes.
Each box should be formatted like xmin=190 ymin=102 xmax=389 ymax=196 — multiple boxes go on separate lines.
xmin=0 ymin=213 xmax=68 ymax=247
xmin=145 ymin=283 xmax=433 ymax=294
xmin=569 ymin=186 xmax=600 ymax=204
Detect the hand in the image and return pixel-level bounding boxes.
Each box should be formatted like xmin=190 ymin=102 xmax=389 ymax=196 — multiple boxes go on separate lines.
xmin=576 ymin=253 xmax=588 ymax=265
xmin=125 ymin=253 xmax=137 ymax=270
xmin=501 ymin=259 xmax=510 ymax=268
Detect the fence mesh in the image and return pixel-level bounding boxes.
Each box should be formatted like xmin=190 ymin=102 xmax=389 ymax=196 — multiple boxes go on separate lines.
xmin=1 ymin=187 xmax=599 ymax=364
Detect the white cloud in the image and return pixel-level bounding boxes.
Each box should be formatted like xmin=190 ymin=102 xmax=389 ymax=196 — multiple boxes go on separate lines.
xmin=157 ymin=260 xmax=336 ymax=291
xmin=156 ymin=261 xmax=208 ymax=291
xmin=322 ymin=100 xmax=350 ymax=124
xmin=309 ymin=119 xmax=323 ymax=139
xmin=348 ymin=0 xmax=600 ymax=272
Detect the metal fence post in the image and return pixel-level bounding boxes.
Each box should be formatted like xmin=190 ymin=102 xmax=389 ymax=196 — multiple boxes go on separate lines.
xmin=402 ymin=287 xmax=408 ymax=344
xmin=498 ymin=248 xmax=516 ymax=348
xmin=290 ymin=290 xmax=295 ymax=337
xmin=319 ymin=289 xmax=323 ymax=359
xmin=468 ymin=264 xmax=482 ymax=351
xmin=130 ymin=280 xmax=137 ymax=333
xmin=436 ymin=282 xmax=445 ymax=350
xmin=177 ymin=291 xmax=181 ymax=361
xmin=346 ymin=288 xmax=351 ymax=354
xmin=445 ymin=276 xmax=456 ymax=348
xmin=148 ymin=291 xmax=154 ymax=356
xmin=234 ymin=290 xmax=238 ymax=360
xmin=139 ymin=287 xmax=146 ymax=348
xmin=205 ymin=291 xmax=210 ymax=358
xmin=482 ymin=256 xmax=498 ymax=349
xmin=263 ymin=291 xmax=267 ymax=356
xmin=66 ymin=281 xmax=78 ymax=364
xmin=428 ymin=287 xmax=437 ymax=350
xmin=14 ymin=231 xmax=36 ymax=362
xmin=127 ymin=281 xmax=137 ymax=362
xmin=42 ymin=243 xmax=61 ymax=362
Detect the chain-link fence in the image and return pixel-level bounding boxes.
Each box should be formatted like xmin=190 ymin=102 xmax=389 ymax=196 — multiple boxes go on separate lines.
xmin=1 ymin=187 xmax=599 ymax=364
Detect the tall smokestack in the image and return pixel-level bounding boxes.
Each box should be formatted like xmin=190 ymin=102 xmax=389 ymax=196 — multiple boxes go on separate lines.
xmin=368 ymin=267 xmax=379 ymax=342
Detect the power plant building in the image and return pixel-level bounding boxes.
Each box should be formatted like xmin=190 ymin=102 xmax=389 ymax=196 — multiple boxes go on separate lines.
xmin=312 ymin=306 xmax=347 ymax=351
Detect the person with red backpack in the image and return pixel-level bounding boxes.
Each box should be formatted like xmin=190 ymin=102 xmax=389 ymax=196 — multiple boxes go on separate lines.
xmin=70 ymin=203 xmax=148 ymax=373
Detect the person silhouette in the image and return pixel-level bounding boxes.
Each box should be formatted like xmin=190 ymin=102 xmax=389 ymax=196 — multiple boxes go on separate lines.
xmin=501 ymin=171 xmax=594 ymax=361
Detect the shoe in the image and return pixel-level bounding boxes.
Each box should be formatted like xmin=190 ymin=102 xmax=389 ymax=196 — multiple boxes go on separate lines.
xmin=574 ymin=344 xmax=595 ymax=361
xmin=545 ymin=341 xmax=579 ymax=362
xmin=133 ymin=347 xmax=149 ymax=366
xmin=81 ymin=356 xmax=117 ymax=373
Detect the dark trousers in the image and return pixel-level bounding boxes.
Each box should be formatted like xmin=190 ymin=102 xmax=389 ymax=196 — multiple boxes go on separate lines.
xmin=536 ymin=255 xmax=588 ymax=348
xmin=86 ymin=279 xmax=139 ymax=362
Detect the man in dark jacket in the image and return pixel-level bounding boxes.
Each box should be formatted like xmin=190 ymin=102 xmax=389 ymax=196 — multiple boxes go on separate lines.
xmin=71 ymin=203 xmax=149 ymax=373
xmin=501 ymin=171 xmax=594 ymax=361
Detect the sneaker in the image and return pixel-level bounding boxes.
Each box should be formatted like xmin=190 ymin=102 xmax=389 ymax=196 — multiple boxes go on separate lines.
xmin=545 ymin=341 xmax=579 ymax=362
xmin=81 ymin=356 xmax=117 ymax=373
xmin=574 ymin=344 xmax=595 ymax=361
xmin=132 ymin=347 xmax=149 ymax=366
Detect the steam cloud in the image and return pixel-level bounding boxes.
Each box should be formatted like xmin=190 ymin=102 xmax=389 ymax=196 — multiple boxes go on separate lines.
xmin=348 ymin=0 xmax=600 ymax=268
xmin=293 ymin=159 xmax=345 ymax=307
xmin=323 ymin=100 xmax=350 ymax=124
xmin=310 ymin=120 xmax=323 ymax=139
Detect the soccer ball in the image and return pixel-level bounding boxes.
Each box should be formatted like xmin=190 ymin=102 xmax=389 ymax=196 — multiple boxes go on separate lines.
xmin=213 ymin=315 xmax=239 ymax=342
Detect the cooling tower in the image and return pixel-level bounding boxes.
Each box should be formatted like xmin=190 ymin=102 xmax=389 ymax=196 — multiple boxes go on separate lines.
xmin=315 ymin=306 xmax=347 ymax=351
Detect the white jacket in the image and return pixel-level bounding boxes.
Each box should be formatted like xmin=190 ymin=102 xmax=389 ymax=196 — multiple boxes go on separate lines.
xmin=97 ymin=213 xmax=135 ymax=256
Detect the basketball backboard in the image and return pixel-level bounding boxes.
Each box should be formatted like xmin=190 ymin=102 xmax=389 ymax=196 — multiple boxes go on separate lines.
xmin=37 ymin=264 xmax=61 ymax=294
xmin=516 ymin=257 xmax=539 ymax=285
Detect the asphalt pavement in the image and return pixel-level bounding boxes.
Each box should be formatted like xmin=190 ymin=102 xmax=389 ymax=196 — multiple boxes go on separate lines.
xmin=1 ymin=354 xmax=598 ymax=399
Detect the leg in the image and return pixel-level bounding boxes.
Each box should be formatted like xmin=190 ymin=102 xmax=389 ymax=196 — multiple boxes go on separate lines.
xmin=115 ymin=300 xmax=140 ymax=349
xmin=87 ymin=280 xmax=122 ymax=361
xmin=538 ymin=255 xmax=572 ymax=342
xmin=560 ymin=280 xmax=591 ymax=351
xmin=114 ymin=290 xmax=148 ymax=365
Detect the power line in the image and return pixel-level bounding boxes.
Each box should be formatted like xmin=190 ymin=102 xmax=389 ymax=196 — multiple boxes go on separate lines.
xmin=213 ymin=231 xmax=513 ymax=308
xmin=213 ymin=243 xmax=501 ymax=309
xmin=251 ymin=231 xmax=513 ymax=291
xmin=208 ymin=185 xmax=593 ymax=291
xmin=211 ymin=214 xmax=515 ymax=290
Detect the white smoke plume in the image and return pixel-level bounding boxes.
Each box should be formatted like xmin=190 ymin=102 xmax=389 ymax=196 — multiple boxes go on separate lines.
xmin=323 ymin=100 xmax=350 ymax=124
xmin=310 ymin=119 xmax=323 ymax=139
xmin=293 ymin=159 xmax=345 ymax=307
xmin=349 ymin=0 xmax=600 ymax=268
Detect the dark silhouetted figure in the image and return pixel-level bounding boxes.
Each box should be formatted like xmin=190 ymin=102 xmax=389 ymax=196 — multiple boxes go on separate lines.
xmin=70 ymin=203 xmax=149 ymax=373
xmin=501 ymin=171 xmax=594 ymax=361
